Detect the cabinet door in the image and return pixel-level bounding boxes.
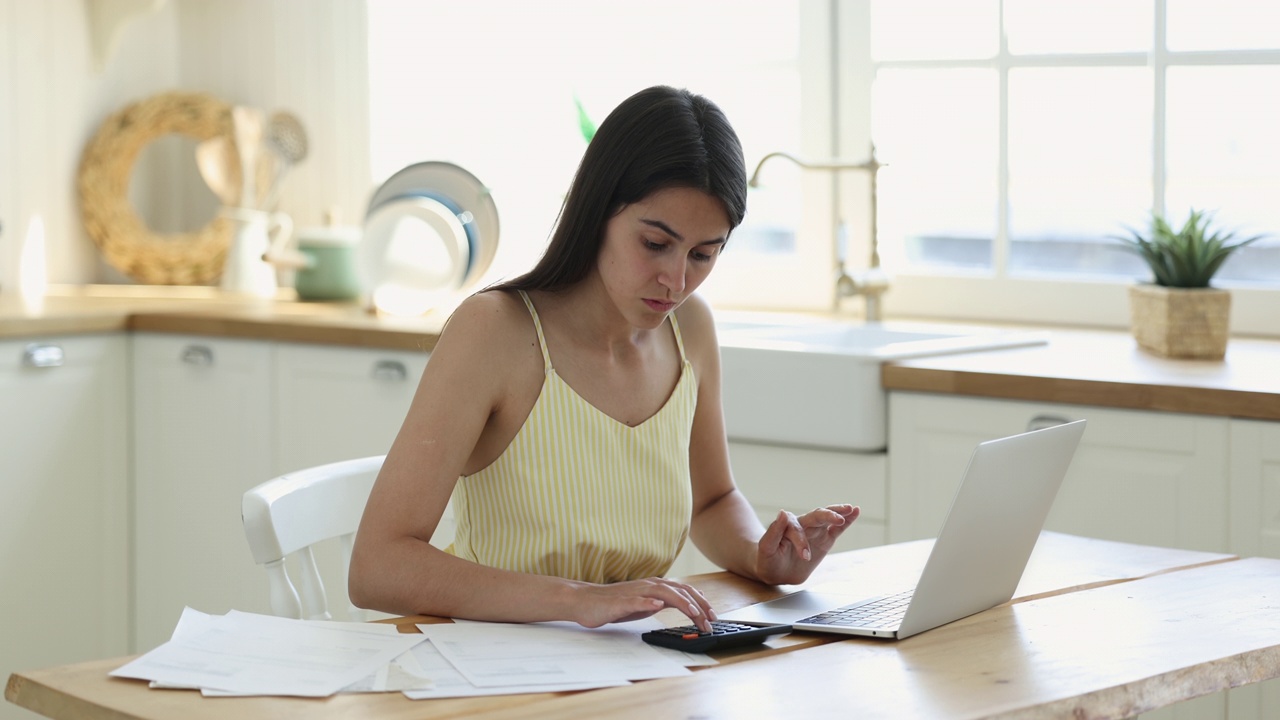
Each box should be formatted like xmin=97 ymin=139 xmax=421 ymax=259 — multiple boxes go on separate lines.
xmin=1228 ymin=419 xmax=1280 ymax=559
xmin=0 ymin=335 xmax=129 ymax=709
xmin=273 ymin=343 xmax=444 ymax=549
xmin=273 ymin=343 xmax=427 ymax=473
xmin=887 ymin=392 xmax=1230 ymax=552
xmin=669 ymin=441 xmax=887 ymax=577
xmin=132 ymin=333 xmax=274 ymax=651
xmin=1225 ymin=419 xmax=1280 ymax=720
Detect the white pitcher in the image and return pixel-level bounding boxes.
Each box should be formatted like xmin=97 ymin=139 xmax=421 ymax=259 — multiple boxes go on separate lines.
xmin=220 ymin=207 xmax=292 ymax=298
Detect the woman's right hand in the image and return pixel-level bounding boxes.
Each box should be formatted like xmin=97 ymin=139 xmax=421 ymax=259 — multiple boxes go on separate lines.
xmin=567 ymin=578 xmax=716 ymax=632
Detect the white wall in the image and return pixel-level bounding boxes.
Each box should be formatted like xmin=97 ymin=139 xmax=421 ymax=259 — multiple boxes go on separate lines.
xmin=174 ymin=0 xmax=370 ymax=233
xmin=0 ymin=0 xmax=369 ymax=290
xmin=0 ymin=0 xmax=179 ymax=289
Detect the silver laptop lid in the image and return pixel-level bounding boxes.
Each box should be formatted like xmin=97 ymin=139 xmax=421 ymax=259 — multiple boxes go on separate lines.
xmin=896 ymin=419 xmax=1086 ymax=638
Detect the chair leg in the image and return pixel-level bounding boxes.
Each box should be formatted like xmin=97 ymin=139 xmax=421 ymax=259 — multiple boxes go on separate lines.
xmin=265 ymin=559 xmax=303 ymax=619
xmin=339 ymin=533 xmax=366 ymax=621
xmin=297 ymin=547 xmax=332 ymax=621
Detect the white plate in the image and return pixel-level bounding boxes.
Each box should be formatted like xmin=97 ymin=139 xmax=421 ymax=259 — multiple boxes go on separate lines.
xmin=361 ymin=196 xmax=470 ymax=314
xmin=367 ymin=162 xmax=499 ymax=288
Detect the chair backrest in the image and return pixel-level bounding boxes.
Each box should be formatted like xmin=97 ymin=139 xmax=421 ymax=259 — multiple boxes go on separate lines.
xmin=242 ymin=455 xmax=384 ymax=620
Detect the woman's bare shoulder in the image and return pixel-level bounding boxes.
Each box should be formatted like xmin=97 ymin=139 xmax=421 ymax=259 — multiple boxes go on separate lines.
xmin=673 ymin=294 xmax=719 ymax=362
xmin=431 ymin=290 xmax=538 ymax=369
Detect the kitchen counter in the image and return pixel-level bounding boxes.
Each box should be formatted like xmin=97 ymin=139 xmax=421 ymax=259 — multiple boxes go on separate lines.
xmin=0 ymin=286 xmax=446 ymax=351
xmin=882 ymin=327 xmax=1280 ymax=421
xmin=6 ymin=286 xmax=1280 ymax=420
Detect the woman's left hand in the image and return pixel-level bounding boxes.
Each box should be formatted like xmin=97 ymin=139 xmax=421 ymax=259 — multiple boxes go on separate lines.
xmin=754 ymin=504 xmax=860 ymax=585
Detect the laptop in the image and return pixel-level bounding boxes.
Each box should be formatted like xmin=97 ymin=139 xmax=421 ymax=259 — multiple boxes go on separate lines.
xmin=720 ymin=419 xmax=1087 ymax=640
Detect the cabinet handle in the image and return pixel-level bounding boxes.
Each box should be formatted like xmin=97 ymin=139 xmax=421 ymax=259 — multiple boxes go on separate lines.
xmin=371 ymin=359 xmax=408 ymax=382
xmin=180 ymin=345 xmax=215 ymax=366
xmin=22 ymin=343 xmax=64 ymax=368
xmin=1026 ymin=414 xmax=1073 ymax=432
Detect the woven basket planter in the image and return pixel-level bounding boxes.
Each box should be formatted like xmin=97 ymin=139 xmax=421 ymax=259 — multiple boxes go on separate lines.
xmin=1128 ymin=284 xmax=1230 ymax=360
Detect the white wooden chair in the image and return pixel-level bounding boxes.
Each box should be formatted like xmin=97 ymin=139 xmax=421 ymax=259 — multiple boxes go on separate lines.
xmin=241 ymin=455 xmax=384 ymax=620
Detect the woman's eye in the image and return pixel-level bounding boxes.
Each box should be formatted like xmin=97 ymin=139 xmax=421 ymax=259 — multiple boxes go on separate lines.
xmin=642 ymin=239 xmax=667 ymax=252
xmin=690 ymin=250 xmax=714 ymax=263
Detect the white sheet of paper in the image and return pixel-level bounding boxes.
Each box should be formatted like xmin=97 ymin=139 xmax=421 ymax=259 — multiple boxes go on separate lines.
xmin=448 ymin=617 xmax=718 ymax=668
xmin=417 ymin=621 xmax=691 ymax=688
xmin=149 ymin=609 xmax=419 ymax=695
xmin=112 ymin=608 xmax=425 ymax=697
xmin=401 ymin=640 xmax=627 ymax=699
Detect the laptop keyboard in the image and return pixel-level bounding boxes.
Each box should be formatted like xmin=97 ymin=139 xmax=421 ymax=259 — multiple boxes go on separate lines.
xmin=796 ymin=589 xmax=915 ymax=629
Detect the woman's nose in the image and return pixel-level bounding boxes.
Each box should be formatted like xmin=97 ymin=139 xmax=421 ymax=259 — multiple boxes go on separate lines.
xmin=658 ymin=256 xmax=686 ymax=293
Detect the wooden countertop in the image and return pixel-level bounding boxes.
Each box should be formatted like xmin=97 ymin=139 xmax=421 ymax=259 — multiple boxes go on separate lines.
xmin=882 ymin=327 xmax=1280 ymax=421
xmin=0 ymin=286 xmax=446 ymax=352
xmin=6 ymin=287 xmax=1280 ymax=420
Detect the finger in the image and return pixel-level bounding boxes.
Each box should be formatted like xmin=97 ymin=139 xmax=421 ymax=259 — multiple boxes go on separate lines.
xmin=758 ymin=510 xmax=789 ymax=557
xmin=646 ymin=580 xmax=712 ymax=632
xmin=676 ymin=580 xmax=717 ymax=623
xmin=781 ymin=511 xmax=810 ymax=561
xmin=799 ymin=507 xmax=847 ymax=528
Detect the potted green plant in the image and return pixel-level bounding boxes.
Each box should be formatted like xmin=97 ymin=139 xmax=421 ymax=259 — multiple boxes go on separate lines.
xmin=1113 ymin=209 xmax=1264 ymax=359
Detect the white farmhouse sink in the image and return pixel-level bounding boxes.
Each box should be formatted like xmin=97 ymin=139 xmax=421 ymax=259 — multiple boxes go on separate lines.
xmin=715 ymin=314 xmax=1048 ymax=452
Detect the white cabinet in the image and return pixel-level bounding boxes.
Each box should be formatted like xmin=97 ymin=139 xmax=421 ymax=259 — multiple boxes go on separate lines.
xmin=132 ymin=333 xmax=275 ymax=651
xmin=133 ymin=336 xmax=438 ymax=637
xmin=887 ymin=392 xmax=1230 ymax=552
xmin=669 ymin=441 xmax=887 ymax=577
xmin=1225 ymin=420 xmax=1280 ymax=720
xmin=273 ymin=342 xmax=427 ymax=474
xmin=273 ymin=342 xmax=442 ymax=619
xmin=1228 ymin=419 xmax=1280 ymax=559
xmin=0 ymin=335 xmax=129 ymax=719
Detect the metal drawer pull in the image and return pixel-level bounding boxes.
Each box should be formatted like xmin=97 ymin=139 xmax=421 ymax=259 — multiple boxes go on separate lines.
xmin=22 ymin=343 xmax=64 ymax=368
xmin=1027 ymin=414 xmax=1073 ymax=432
xmin=371 ymin=359 xmax=408 ymax=382
xmin=180 ymin=345 xmax=215 ymax=366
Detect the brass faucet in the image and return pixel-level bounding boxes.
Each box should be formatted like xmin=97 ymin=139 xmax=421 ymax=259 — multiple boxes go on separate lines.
xmin=748 ymin=147 xmax=888 ymax=320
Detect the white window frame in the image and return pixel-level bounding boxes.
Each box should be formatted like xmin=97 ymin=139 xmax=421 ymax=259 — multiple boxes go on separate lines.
xmin=831 ymin=0 xmax=1280 ymax=337
xmin=700 ymin=0 xmax=844 ymax=311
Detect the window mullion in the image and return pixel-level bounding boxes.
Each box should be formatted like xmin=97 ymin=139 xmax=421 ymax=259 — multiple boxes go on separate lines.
xmin=1153 ymin=0 xmax=1167 ymax=219
xmin=995 ymin=0 xmax=1010 ymax=279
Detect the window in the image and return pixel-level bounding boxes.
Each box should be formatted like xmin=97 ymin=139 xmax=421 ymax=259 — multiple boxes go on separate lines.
xmin=367 ymin=0 xmax=826 ymax=307
xmin=869 ymin=0 xmax=1280 ymax=287
xmin=368 ymin=2 xmax=1280 ymax=334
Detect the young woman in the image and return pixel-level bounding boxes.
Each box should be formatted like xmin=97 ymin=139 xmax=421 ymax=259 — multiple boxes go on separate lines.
xmin=349 ymin=86 xmax=859 ymax=632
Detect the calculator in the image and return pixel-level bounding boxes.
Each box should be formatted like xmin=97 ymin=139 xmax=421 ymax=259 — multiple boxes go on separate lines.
xmin=641 ymin=621 xmax=792 ymax=653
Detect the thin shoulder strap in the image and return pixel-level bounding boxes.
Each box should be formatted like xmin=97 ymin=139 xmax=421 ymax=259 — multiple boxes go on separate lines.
xmin=668 ymin=312 xmax=689 ymax=363
xmin=517 ymin=290 xmax=553 ymax=372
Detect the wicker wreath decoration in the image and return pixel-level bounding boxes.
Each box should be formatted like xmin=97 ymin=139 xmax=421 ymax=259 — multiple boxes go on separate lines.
xmin=78 ymin=91 xmax=236 ymax=284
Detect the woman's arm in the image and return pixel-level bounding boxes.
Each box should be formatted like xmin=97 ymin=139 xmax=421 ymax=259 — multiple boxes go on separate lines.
xmin=348 ymin=293 xmax=714 ymax=629
xmin=679 ymin=296 xmax=859 ymax=585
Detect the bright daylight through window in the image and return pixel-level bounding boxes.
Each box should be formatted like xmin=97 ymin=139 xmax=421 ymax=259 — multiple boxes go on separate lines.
xmin=872 ymin=0 xmax=1280 ymax=286
xmin=368 ymin=0 xmax=1279 ymax=324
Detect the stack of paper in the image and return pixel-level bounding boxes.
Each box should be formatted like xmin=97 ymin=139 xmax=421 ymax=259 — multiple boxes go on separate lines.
xmin=404 ymin=620 xmax=703 ymax=699
xmin=110 ymin=609 xmax=712 ymax=700
xmin=111 ymin=608 xmax=431 ymax=696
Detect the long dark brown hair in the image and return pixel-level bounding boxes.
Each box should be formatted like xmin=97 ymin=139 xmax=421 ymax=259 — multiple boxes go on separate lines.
xmin=492 ymin=86 xmax=747 ymax=293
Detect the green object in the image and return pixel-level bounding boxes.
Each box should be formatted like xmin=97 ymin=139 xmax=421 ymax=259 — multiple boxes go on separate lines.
xmin=294 ymin=231 xmax=362 ymax=301
xmin=574 ymin=95 xmax=596 ymax=143
xmin=1112 ymin=209 xmax=1265 ymax=288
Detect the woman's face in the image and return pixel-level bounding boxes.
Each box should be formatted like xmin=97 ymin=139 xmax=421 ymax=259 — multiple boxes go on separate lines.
xmin=595 ymin=186 xmax=731 ymax=328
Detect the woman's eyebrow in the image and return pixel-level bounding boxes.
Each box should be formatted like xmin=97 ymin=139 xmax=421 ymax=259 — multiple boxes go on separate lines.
xmin=640 ymin=218 xmax=683 ymax=240
xmin=640 ymin=218 xmax=728 ymax=246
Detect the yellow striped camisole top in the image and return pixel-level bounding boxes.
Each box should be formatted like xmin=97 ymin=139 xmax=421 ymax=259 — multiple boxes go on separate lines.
xmin=448 ymin=290 xmax=697 ymax=583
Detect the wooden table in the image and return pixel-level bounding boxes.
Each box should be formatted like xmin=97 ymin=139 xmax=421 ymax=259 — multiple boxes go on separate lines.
xmin=9 ymin=533 xmax=1277 ymax=720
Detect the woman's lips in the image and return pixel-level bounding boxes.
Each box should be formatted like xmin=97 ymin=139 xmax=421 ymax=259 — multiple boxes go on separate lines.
xmin=644 ymin=298 xmax=676 ymax=312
